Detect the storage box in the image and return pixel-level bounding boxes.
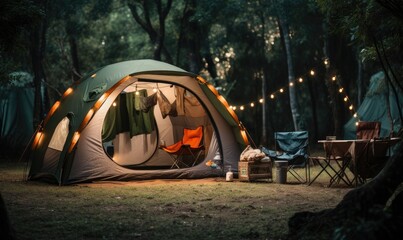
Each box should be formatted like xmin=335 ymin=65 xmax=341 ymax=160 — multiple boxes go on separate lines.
xmin=238 ymin=161 xmax=272 ymax=182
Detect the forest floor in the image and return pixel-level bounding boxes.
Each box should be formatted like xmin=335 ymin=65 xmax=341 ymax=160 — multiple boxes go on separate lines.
xmin=0 ymin=157 xmax=352 ymax=240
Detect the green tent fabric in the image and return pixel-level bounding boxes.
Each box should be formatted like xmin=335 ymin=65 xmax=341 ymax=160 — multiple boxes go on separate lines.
xmin=0 ymin=87 xmax=34 ymax=152
xmin=343 ymin=71 xmax=403 ymax=139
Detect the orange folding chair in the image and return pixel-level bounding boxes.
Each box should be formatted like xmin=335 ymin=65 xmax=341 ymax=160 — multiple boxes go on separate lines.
xmin=161 ymin=126 xmax=205 ymax=168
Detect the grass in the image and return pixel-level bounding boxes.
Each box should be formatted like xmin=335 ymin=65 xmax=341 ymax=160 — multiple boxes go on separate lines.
xmin=0 ymin=159 xmax=352 ymax=240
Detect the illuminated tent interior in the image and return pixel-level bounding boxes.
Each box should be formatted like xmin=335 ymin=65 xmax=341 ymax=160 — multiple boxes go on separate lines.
xmin=27 ymin=59 xmax=248 ymax=185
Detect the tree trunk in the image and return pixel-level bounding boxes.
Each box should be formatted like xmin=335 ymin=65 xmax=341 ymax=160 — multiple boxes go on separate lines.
xmin=175 ymin=0 xmax=202 ymax=72
xmin=356 ymin=49 xmax=363 ymax=106
xmin=69 ymin=35 xmax=81 ymax=82
xmin=127 ymin=0 xmax=173 ymax=63
xmin=323 ymin=21 xmax=344 ymax=137
xmin=307 ymin=75 xmax=319 ymax=140
xmin=261 ymin=71 xmax=267 ymax=145
xmin=288 ymin=142 xmax=403 ymax=239
xmin=277 ymin=10 xmax=300 ymax=131
xmin=30 ymin=0 xmax=48 ymax=129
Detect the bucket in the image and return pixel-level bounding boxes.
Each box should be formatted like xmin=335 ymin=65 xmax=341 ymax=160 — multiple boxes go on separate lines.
xmin=275 ymin=161 xmax=288 ymax=184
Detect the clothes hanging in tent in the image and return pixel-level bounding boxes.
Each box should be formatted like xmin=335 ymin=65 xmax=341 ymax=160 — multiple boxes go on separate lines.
xmin=138 ymin=92 xmax=158 ymax=113
xmin=102 ymin=91 xmax=155 ymax=142
xmin=157 ymin=90 xmax=171 ymax=118
xmin=102 ymin=94 xmax=129 ymax=142
xmin=175 ymin=86 xmax=185 ymax=115
xmin=126 ymin=90 xmax=155 ymax=137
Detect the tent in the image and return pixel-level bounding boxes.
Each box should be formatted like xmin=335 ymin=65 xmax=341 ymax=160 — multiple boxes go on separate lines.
xmin=344 ymin=71 xmax=403 ymax=139
xmin=0 ymin=86 xmax=34 ymax=154
xmin=27 ymin=59 xmax=248 ymax=185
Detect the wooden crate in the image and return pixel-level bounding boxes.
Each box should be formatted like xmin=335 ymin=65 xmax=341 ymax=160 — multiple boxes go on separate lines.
xmin=238 ymin=161 xmax=272 ymax=182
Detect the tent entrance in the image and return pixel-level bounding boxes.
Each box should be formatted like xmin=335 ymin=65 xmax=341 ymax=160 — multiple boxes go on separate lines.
xmin=101 ymin=81 xmax=215 ymax=169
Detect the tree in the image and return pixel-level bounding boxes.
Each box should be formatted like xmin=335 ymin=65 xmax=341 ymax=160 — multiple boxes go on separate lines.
xmin=29 ymin=0 xmax=49 ymax=129
xmin=0 ymin=0 xmax=43 ymax=83
xmin=288 ymin=1 xmax=403 ymax=238
xmin=127 ymin=0 xmax=173 ymax=63
xmin=273 ymin=0 xmax=301 ymax=131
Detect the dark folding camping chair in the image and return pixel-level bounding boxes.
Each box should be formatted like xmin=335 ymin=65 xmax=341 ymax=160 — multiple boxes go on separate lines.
xmin=356 ymin=121 xmax=381 ymax=139
xmin=161 ymin=126 xmax=205 ymax=168
xmin=263 ymin=131 xmax=310 ymax=183
xmin=352 ymin=121 xmax=386 ymax=184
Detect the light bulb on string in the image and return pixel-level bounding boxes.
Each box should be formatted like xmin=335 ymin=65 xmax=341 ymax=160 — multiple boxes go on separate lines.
xmin=240 ymin=106 xmax=244 ymax=111
xmin=349 ymin=105 xmax=353 ymax=110
xmin=270 ymin=94 xmax=275 ymax=99
xmin=250 ymin=102 xmax=255 ymax=107
xmin=289 ymin=82 xmax=294 ymax=87
xmin=259 ymin=98 xmax=264 ymax=103
xmin=339 ymin=88 xmax=344 ymax=93
xmin=280 ymin=88 xmax=284 ymax=93
xmin=310 ymin=70 xmax=315 ymax=76
xmin=332 ymin=76 xmax=337 ymax=81
xmin=344 ymin=97 xmax=348 ymax=102
xmin=298 ymin=78 xmax=303 ymax=83
xmin=353 ymin=113 xmax=358 ymax=118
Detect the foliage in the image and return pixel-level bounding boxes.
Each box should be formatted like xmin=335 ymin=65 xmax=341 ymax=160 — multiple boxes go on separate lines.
xmin=0 ymin=0 xmax=43 ymax=83
xmin=0 ymin=0 xmax=401 ymax=144
xmin=316 ymin=0 xmax=403 ymax=81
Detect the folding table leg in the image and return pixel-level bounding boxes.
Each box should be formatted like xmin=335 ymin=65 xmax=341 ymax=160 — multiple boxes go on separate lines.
xmin=308 ymin=157 xmax=336 ymax=186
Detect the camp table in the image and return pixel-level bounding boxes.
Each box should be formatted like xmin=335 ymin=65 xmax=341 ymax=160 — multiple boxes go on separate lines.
xmin=309 ymin=138 xmax=400 ymax=187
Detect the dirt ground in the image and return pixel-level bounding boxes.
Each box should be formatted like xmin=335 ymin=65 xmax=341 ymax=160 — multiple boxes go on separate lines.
xmin=0 ymin=160 xmax=352 ymax=239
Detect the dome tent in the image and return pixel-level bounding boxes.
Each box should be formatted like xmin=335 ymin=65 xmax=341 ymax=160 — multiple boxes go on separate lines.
xmin=343 ymin=71 xmax=403 ymax=139
xmin=27 ymin=59 xmax=248 ymax=185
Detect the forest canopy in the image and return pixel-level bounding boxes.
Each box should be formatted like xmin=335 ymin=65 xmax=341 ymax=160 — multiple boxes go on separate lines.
xmin=0 ymin=0 xmax=402 ymax=145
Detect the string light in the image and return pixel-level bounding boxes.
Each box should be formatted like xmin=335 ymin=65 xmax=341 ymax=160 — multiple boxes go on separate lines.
xmin=226 ymin=65 xmax=359 ymax=121
xmin=135 ymin=85 xmax=139 ymax=95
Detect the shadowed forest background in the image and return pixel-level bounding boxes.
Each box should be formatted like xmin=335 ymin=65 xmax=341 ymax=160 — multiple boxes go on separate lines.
xmin=1 ymin=0 xmax=402 ymax=148
xmin=1 ymin=1 xmax=403 ymax=240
